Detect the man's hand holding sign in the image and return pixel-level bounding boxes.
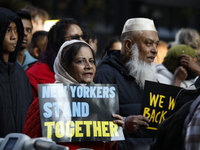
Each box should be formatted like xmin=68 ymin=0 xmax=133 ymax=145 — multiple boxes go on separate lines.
xmin=124 ymin=115 xmax=150 ymax=133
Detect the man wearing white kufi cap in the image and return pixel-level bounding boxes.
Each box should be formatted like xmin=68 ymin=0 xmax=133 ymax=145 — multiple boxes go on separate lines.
xmin=122 ymin=18 xmax=157 ymax=33
xmin=94 ymin=18 xmax=159 ymax=150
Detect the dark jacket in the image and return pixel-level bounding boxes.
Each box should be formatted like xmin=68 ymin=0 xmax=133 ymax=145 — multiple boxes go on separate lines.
xmin=94 ymin=50 xmax=154 ymax=150
xmin=150 ymin=77 xmax=200 ymax=150
xmin=0 ymin=7 xmax=33 ymax=137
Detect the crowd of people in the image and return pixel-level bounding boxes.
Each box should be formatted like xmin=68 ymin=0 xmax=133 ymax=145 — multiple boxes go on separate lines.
xmin=0 ymin=4 xmax=200 ymax=150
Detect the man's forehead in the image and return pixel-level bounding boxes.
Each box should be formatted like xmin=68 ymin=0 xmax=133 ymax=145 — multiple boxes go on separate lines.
xmin=66 ymin=24 xmax=82 ymax=35
xmin=21 ymin=19 xmax=33 ymax=27
xmin=9 ymin=22 xmax=17 ymax=26
xmin=139 ymin=30 xmax=159 ymax=41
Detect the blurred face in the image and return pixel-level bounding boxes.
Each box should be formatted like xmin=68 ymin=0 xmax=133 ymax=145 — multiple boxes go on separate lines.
xmin=67 ymin=46 xmax=96 ymax=83
xmin=21 ymin=19 xmax=33 ymax=49
xmin=110 ymin=41 xmax=122 ymax=50
xmin=89 ymin=39 xmax=98 ymax=54
xmin=37 ymin=35 xmax=47 ymax=57
xmin=32 ymin=19 xmax=44 ymax=33
xmin=136 ymin=31 xmax=159 ymax=64
xmin=3 ymin=22 xmax=18 ymax=53
xmin=65 ymin=24 xmax=84 ymax=41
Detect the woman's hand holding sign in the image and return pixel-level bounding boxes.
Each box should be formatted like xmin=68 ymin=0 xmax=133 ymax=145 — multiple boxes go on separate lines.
xmin=124 ymin=115 xmax=150 ymax=133
xmin=112 ymin=114 xmax=124 ymax=128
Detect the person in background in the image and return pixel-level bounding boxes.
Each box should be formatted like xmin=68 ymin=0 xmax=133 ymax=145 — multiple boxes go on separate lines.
xmin=0 ymin=7 xmax=33 ymax=137
xmin=151 ymin=44 xmax=200 ymax=150
xmin=25 ymin=18 xmax=84 ymax=100
xmin=81 ymin=24 xmax=98 ymax=54
xmin=154 ymin=40 xmax=168 ymax=64
xmin=151 ymin=28 xmax=200 ymax=150
xmin=183 ymin=90 xmax=200 ymax=150
xmin=22 ymin=5 xmax=49 ymax=33
xmin=151 ymin=28 xmax=200 ymax=148
xmin=156 ymin=44 xmax=200 ymax=88
xmin=24 ymin=40 xmax=124 ymax=150
xmin=150 ymin=76 xmax=200 ymax=150
xmin=28 ymin=30 xmax=48 ymax=59
xmin=173 ymin=28 xmax=200 ymax=65
xmin=16 ymin=10 xmax=37 ymax=70
xmin=101 ymin=36 xmax=122 ymax=59
xmin=94 ymin=18 xmax=159 ymax=150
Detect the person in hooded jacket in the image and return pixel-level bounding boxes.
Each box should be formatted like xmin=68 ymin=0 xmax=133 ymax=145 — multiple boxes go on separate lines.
xmin=0 ymin=7 xmax=33 ymax=137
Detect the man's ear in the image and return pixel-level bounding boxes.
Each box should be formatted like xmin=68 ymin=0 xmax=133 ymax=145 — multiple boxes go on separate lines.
xmin=33 ymin=47 xmax=39 ymax=58
xmin=124 ymin=39 xmax=133 ymax=53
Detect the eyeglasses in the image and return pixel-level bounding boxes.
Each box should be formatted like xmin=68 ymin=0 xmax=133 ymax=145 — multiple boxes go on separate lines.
xmin=65 ymin=34 xmax=83 ymax=40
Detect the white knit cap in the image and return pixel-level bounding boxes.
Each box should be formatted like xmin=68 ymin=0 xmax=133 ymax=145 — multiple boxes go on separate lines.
xmin=122 ymin=18 xmax=157 ymax=33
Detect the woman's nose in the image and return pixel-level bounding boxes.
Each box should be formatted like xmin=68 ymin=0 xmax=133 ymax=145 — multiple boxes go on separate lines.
xmin=85 ymin=61 xmax=93 ymax=69
xmin=11 ymin=31 xmax=17 ymax=40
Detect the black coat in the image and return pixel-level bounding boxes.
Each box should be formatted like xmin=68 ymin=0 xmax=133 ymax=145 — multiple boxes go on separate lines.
xmin=94 ymin=50 xmax=154 ymax=150
xmin=0 ymin=7 xmax=33 ymax=137
xmin=150 ymin=77 xmax=200 ymax=150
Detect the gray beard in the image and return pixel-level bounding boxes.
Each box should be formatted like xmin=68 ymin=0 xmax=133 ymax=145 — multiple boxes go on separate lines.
xmin=125 ymin=44 xmax=157 ymax=89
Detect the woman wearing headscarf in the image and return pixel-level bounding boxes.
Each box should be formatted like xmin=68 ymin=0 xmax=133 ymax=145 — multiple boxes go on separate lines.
xmin=24 ymin=40 xmax=123 ymax=150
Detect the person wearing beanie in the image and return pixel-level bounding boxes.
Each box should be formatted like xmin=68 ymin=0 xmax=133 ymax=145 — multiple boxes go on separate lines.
xmin=156 ymin=44 xmax=200 ymax=88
